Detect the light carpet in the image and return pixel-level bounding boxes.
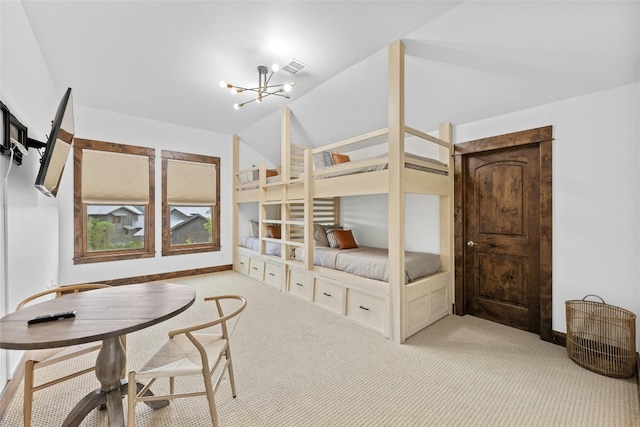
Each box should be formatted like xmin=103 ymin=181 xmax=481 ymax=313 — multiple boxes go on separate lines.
xmin=1 ymin=271 xmax=638 ymax=427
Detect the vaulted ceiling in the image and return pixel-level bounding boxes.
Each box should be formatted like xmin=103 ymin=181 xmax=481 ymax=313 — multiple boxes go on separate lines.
xmin=21 ymin=1 xmax=639 ymax=153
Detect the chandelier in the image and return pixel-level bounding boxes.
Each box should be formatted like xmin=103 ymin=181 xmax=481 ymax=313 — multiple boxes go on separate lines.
xmin=220 ymin=64 xmax=295 ymax=109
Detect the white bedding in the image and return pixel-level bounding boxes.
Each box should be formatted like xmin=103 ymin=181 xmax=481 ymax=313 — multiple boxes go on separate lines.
xmin=309 ymin=153 xmax=447 ymax=180
xmin=238 ymin=175 xmax=281 ymax=190
xmin=294 ymin=245 xmax=441 ymax=284
xmin=242 ymin=236 xmax=281 ymax=256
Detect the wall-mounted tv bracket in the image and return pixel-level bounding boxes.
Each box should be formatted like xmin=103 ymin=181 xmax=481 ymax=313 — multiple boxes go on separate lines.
xmin=1 ymin=101 xmax=45 ymax=166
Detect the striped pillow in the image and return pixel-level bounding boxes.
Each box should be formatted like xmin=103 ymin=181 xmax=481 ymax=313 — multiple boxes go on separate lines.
xmin=323 ymin=224 xmax=343 ymax=248
xmin=313 ymin=153 xmax=326 ymax=170
xmin=322 ymin=151 xmax=335 ymax=167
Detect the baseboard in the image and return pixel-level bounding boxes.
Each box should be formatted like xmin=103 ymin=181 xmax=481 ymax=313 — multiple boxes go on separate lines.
xmin=84 ymin=264 xmax=233 ymax=287
xmin=0 ymin=353 xmax=25 ymax=422
xmin=551 ymin=330 xmax=566 ymax=347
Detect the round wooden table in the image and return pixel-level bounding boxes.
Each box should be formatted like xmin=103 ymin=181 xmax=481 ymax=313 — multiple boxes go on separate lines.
xmin=0 ymin=282 xmax=196 ymax=427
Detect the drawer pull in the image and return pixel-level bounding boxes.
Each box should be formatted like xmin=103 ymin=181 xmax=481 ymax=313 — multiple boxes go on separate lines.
xmin=359 ymin=305 xmax=370 ymax=311
xmin=252 ymin=267 xmax=258 ymax=270
xmin=239 ymin=262 xmax=245 ymax=265
xmin=296 ymin=282 xmax=304 ymax=287
xmin=269 ymin=273 xmax=275 ymax=276
xmin=323 ymin=292 xmax=332 ymax=297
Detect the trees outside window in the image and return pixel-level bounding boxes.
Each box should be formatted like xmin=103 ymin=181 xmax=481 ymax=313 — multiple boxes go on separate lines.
xmin=73 ymin=138 xmax=155 ymax=264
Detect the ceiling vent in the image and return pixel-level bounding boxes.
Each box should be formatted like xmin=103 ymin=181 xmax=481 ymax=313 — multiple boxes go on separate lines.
xmin=281 ymin=58 xmax=309 ymax=75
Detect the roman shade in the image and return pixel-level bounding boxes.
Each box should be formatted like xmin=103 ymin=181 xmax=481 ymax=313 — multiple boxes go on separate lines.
xmin=166 ymin=159 xmax=217 ymax=206
xmin=81 ymin=149 xmax=150 ymax=204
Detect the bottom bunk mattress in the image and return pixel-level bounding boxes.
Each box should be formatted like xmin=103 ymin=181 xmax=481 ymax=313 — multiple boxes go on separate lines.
xmin=294 ymin=246 xmax=440 ymax=283
xmin=242 ymin=236 xmax=281 ymax=256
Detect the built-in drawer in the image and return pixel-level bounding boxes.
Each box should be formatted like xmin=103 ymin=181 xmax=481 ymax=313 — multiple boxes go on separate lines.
xmin=249 ymin=258 xmax=265 ymax=281
xmin=264 ymin=261 xmax=283 ymax=290
xmin=288 ymin=268 xmax=313 ymax=301
xmin=346 ymin=289 xmax=386 ymax=333
xmin=314 ymin=278 xmax=345 ymax=315
xmin=236 ymin=254 xmax=250 ymax=275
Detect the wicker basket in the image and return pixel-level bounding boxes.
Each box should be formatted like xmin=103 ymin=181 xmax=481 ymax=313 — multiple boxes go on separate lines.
xmin=566 ymin=295 xmax=637 ymax=378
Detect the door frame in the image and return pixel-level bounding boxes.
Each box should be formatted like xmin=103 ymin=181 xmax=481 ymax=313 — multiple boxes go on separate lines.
xmin=453 ymin=126 xmax=554 ymax=343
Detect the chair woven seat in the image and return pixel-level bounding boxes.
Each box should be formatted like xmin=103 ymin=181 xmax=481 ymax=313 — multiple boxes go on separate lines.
xmin=128 ymin=294 xmax=247 ymax=427
xmin=136 ymin=334 xmax=227 ymax=378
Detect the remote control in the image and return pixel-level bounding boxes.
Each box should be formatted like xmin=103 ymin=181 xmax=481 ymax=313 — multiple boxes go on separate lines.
xmin=27 ymin=310 xmax=77 ymax=325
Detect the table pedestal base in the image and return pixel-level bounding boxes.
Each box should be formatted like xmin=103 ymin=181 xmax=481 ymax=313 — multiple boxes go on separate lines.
xmin=62 ymin=380 xmax=168 ymax=427
xmin=62 ymin=336 xmax=168 ymax=427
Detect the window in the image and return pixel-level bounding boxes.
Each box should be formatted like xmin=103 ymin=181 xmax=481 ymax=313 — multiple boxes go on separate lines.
xmin=161 ymin=150 xmax=220 ymax=256
xmin=74 ymin=138 xmax=155 ymax=264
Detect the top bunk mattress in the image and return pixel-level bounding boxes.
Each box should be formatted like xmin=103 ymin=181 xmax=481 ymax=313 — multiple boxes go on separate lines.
xmin=237 ymin=174 xmax=282 ymax=191
xmin=294 ymin=245 xmax=440 ymax=284
xmin=311 ymin=152 xmax=447 ymax=180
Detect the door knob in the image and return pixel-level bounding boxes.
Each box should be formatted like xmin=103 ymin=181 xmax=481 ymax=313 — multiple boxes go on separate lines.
xmin=466 ymin=240 xmax=477 ymax=247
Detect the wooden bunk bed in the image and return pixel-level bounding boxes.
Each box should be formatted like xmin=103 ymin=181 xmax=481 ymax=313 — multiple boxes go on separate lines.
xmin=233 ymin=40 xmax=454 ymax=343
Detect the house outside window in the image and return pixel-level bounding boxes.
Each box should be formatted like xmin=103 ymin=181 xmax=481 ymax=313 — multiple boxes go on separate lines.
xmin=169 ymin=206 xmax=211 ymax=245
xmin=74 ymin=138 xmax=155 ymax=264
xmin=162 ymin=150 xmax=220 ymax=256
xmin=86 ymin=205 xmax=145 ymax=252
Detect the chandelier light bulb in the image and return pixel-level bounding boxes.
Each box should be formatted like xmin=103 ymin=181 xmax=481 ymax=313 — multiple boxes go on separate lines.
xmin=222 ymin=63 xmax=295 ymax=108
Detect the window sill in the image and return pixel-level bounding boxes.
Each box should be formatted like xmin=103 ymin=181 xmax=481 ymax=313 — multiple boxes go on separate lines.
xmin=73 ymin=250 xmax=156 ymax=265
xmin=162 ymin=245 xmax=221 ymax=257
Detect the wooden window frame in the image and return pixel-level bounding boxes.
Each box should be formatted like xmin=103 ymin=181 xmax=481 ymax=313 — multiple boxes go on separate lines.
xmin=73 ymin=138 xmax=155 ymax=264
xmin=161 ymin=150 xmax=221 ymax=256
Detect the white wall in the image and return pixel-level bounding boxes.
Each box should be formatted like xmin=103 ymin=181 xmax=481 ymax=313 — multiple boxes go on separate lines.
xmin=57 ymin=106 xmax=233 ymax=285
xmin=1 ymin=1 xmax=62 ymax=379
xmin=332 ymin=134 xmax=443 ymax=252
xmin=456 ymin=83 xmax=640 ymax=342
xmin=0 ymin=2 xmax=236 ymax=383
xmin=341 ymin=194 xmax=440 ymax=253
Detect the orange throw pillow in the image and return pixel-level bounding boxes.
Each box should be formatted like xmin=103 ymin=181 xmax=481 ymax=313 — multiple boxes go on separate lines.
xmin=332 ymin=152 xmax=351 ymax=164
xmin=266 ymin=224 xmax=281 ymax=239
xmin=333 ymin=229 xmax=358 ymax=249
xmin=266 ymin=169 xmax=278 ymax=177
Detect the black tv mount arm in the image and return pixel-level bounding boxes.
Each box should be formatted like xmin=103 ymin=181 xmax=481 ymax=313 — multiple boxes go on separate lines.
xmin=26 ymin=137 xmax=46 ymax=150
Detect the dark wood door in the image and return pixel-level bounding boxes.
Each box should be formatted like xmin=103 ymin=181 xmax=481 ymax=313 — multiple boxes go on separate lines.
xmin=463 ymin=144 xmax=541 ymax=333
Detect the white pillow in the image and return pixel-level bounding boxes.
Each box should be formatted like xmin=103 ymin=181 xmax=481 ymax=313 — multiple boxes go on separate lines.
xmin=250 ymin=220 xmax=259 ymax=237
xmin=238 ymin=171 xmax=252 ymax=184
xmin=313 ymin=223 xmax=329 ymax=247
